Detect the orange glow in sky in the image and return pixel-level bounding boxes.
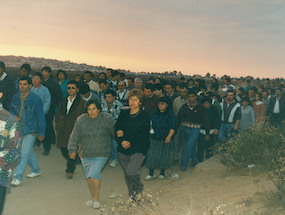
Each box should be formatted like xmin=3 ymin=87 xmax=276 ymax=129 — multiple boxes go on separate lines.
xmin=1 ymin=1 xmax=285 ymax=78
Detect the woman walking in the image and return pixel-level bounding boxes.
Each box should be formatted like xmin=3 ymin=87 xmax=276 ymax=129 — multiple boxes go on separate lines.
xmin=145 ymin=97 xmax=176 ymax=180
xmin=115 ymin=89 xmax=150 ymax=201
xmin=68 ymin=100 xmax=115 ymax=209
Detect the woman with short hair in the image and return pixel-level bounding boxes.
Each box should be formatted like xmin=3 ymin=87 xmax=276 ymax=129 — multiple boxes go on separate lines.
xmin=68 ymin=100 xmax=115 ymax=209
xmin=115 ymin=89 xmax=150 ymax=201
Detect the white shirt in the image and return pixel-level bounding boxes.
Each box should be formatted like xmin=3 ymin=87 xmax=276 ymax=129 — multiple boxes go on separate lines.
xmin=67 ymin=96 xmax=76 ymax=114
xmin=82 ymin=93 xmax=92 ymax=102
xmin=273 ymin=98 xmax=280 ymax=113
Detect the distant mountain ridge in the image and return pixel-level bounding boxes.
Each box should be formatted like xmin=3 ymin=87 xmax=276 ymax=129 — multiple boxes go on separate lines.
xmin=0 ymin=55 xmax=106 ymax=72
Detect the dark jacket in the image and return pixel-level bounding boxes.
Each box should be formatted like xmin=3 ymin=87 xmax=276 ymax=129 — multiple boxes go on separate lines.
xmin=10 ymin=91 xmax=46 ymax=137
xmin=203 ymin=105 xmax=221 ymax=130
xmin=115 ymin=109 xmax=150 ymax=155
xmin=55 ymin=95 xmax=86 ymax=148
xmin=266 ymin=95 xmax=285 ymax=119
xmin=42 ymin=77 xmax=63 ymax=109
xmin=0 ymin=74 xmax=15 ymax=110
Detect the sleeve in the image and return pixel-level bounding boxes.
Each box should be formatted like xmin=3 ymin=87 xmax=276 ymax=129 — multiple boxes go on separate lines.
xmin=177 ymin=105 xmax=185 ymax=126
xmin=0 ymin=119 xmax=21 ymax=167
xmin=201 ymin=107 xmax=210 ymax=135
xmin=136 ymin=112 xmax=150 ymax=155
xmin=250 ymin=107 xmax=256 ymax=125
xmin=55 ymin=83 xmax=63 ymax=107
xmin=36 ymin=98 xmax=46 ymax=136
xmin=235 ymin=106 xmax=242 ymax=121
xmin=169 ymin=112 xmax=177 ymax=130
xmin=68 ymin=118 xmax=81 ymax=154
xmin=43 ymin=88 xmax=51 ymax=115
xmin=114 ymin=110 xmax=125 ymax=144
xmin=9 ymin=95 xmax=17 ymax=116
xmin=213 ymin=106 xmax=221 ymax=129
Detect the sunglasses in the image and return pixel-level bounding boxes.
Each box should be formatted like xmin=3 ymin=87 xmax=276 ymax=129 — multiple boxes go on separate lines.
xmin=67 ymin=87 xmax=76 ymax=90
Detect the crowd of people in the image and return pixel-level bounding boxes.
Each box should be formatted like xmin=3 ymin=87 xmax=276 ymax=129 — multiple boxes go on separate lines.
xmin=0 ymin=60 xmax=284 ymax=213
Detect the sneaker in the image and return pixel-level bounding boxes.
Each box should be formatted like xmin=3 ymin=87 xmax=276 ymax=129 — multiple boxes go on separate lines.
xmin=85 ymin=200 xmax=93 ymax=207
xmin=42 ymin=150 xmax=49 ymax=156
xmin=93 ymin=201 xmax=100 ymax=209
xmin=145 ymin=175 xmax=155 ymax=180
xmin=26 ymin=172 xmax=41 ymax=178
xmin=158 ymin=175 xmax=165 ymax=179
xmin=11 ymin=179 xmax=22 ymax=186
xmin=109 ymin=159 xmax=117 ymax=168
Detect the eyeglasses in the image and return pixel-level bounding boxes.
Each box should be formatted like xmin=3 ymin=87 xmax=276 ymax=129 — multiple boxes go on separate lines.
xmin=67 ymin=87 xmax=76 ymax=90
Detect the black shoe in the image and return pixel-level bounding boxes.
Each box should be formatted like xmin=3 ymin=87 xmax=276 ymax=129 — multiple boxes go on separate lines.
xmin=42 ymin=150 xmax=49 ymax=156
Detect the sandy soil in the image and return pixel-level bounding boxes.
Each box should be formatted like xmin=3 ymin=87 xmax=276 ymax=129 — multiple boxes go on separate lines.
xmin=3 ymin=145 xmax=282 ymax=215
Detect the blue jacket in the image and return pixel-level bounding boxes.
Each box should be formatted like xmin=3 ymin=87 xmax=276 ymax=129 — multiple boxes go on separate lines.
xmin=9 ymin=91 xmax=46 ymax=137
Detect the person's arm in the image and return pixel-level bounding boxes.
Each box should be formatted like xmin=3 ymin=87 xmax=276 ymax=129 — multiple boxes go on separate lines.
xmin=250 ymin=107 xmax=256 ymax=125
xmin=43 ymin=88 xmax=51 ymax=115
xmin=36 ymin=98 xmax=46 ymax=139
xmin=233 ymin=107 xmax=241 ymax=130
xmin=0 ymin=119 xmax=21 ymax=167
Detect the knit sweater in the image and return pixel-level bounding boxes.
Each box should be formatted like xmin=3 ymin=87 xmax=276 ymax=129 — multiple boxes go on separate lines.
xmin=0 ymin=104 xmax=21 ymax=187
xmin=68 ymin=112 xmax=115 ymax=158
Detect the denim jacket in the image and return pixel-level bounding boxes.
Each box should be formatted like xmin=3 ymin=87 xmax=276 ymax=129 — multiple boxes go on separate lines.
xmin=9 ymin=91 xmax=46 ymax=137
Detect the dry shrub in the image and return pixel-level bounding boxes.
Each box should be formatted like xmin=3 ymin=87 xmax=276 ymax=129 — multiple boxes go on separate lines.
xmin=219 ymin=122 xmax=285 ymax=194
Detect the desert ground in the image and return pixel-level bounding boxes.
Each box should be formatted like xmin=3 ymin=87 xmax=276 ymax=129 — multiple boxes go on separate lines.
xmin=3 ymin=144 xmax=281 ymax=215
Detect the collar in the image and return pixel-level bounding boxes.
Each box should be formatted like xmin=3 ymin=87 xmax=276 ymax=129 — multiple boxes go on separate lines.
xmin=68 ymin=96 xmax=76 ymax=102
xmin=0 ymin=72 xmax=7 ymax=81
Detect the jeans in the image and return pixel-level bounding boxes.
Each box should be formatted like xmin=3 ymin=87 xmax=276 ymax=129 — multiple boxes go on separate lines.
xmin=218 ymin=123 xmax=235 ymax=144
xmin=197 ymin=133 xmax=215 ymax=162
xmin=181 ymin=127 xmax=200 ymax=168
xmin=110 ymin=136 xmax=118 ymax=160
xmin=13 ymin=134 xmax=41 ymax=181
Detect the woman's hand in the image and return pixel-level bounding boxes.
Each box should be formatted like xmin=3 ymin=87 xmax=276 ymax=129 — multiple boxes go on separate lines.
xmin=117 ymin=130 xmax=124 ymax=137
xmin=69 ymin=152 xmax=76 ymax=160
xmin=121 ymin=140 xmax=131 ymax=149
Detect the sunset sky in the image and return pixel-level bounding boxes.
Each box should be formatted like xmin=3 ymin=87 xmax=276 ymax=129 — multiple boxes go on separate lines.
xmin=1 ymin=0 xmax=285 ymax=78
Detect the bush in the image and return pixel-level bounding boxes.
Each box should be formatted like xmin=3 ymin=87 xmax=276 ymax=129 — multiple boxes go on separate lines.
xmin=219 ymin=122 xmax=285 ymax=193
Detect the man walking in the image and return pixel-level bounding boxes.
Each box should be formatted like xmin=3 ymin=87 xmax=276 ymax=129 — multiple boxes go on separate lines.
xmin=10 ymin=76 xmax=46 ymax=186
xmin=42 ymin=66 xmax=63 ymax=155
xmin=55 ymin=80 xmax=86 ymax=179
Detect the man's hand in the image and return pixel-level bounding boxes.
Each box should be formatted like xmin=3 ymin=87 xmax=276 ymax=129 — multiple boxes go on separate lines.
xmin=69 ymin=152 xmax=76 ymax=160
xmin=38 ymin=136 xmax=45 ymax=141
xmin=233 ymin=125 xmax=238 ymax=131
xmin=117 ymin=130 xmax=124 ymax=137
xmin=214 ymin=129 xmax=219 ymax=135
xmin=205 ymin=135 xmax=210 ymax=142
xmin=121 ymin=140 xmax=131 ymax=149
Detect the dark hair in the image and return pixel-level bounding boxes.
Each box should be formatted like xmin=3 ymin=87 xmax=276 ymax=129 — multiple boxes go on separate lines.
xmin=238 ymin=87 xmax=246 ymax=95
xmin=242 ymin=97 xmax=251 ymax=105
xmin=276 ymin=87 xmax=283 ymax=93
xmin=187 ymin=88 xmax=197 ymax=96
xmin=57 ymin=70 xmax=67 ymax=79
xmin=67 ymin=80 xmax=79 ymax=88
xmin=79 ymin=83 xmax=90 ymax=94
xmin=20 ymin=63 xmax=31 ymax=73
xmin=246 ymin=79 xmax=251 ymax=84
xmin=120 ymin=72 xmax=125 ymax=78
xmin=19 ymin=76 xmax=32 ymax=85
xmin=164 ymin=81 xmax=175 ymax=89
xmin=201 ymin=96 xmax=212 ymax=104
xmin=179 ymin=83 xmax=187 ymax=90
xmin=225 ymin=77 xmax=231 ymax=83
xmin=227 ymin=89 xmax=236 ymax=96
xmin=83 ymin=71 xmax=93 ymax=77
xmin=41 ymin=66 xmax=52 ymax=73
xmin=118 ymin=80 xmax=126 ymax=86
xmin=98 ymin=72 xmax=107 ymax=79
xmin=0 ymin=61 xmax=5 ymax=70
xmin=111 ymin=70 xmax=120 ymax=77
xmin=98 ymin=79 xmax=108 ymax=85
xmin=86 ymin=99 xmax=102 ymax=112
xmin=32 ymin=72 xmax=44 ymax=80
xmin=154 ymin=83 xmax=163 ymax=91
xmin=106 ymin=68 xmax=113 ymax=72
xmin=144 ymin=83 xmax=155 ymax=91
xmin=180 ymin=76 xmax=186 ymax=81
xmin=157 ymin=96 xmax=171 ymax=112
xmin=127 ymin=77 xmax=134 ymax=82
xmin=105 ymin=89 xmax=116 ymax=97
